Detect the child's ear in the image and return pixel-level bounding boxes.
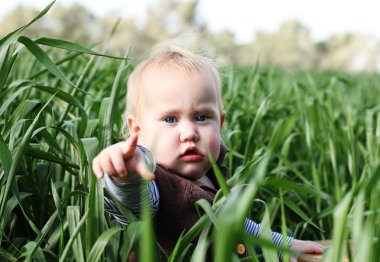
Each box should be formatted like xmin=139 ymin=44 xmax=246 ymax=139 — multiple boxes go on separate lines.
xmin=220 ymin=113 xmax=225 ymax=131
xmin=127 ymin=115 xmax=140 ymax=135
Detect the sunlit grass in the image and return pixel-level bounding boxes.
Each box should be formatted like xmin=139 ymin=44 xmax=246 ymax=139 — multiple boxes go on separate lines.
xmin=0 ymin=2 xmax=379 ymax=261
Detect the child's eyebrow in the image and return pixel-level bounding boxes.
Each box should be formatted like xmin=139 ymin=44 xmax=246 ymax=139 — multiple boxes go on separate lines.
xmin=194 ymin=104 xmax=218 ymax=112
xmin=193 ymin=107 xmax=218 ymax=118
xmin=157 ymin=108 xmax=181 ymax=116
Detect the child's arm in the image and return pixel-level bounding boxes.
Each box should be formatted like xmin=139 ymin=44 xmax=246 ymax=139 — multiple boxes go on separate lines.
xmin=244 ymin=219 xmax=324 ymax=261
xmin=92 ymin=133 xmax=155 ymax=182
xmin=92 ymin=134 xmax=159 ymax=225
xmin=244 ymin=218 xmax=293 ymax=256
xmin=103 ymin=176 xmax=159 ymax=225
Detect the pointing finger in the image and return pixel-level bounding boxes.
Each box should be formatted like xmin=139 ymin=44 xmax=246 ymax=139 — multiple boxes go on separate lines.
xmin=122 ymin=133 xmax=138 ymax=159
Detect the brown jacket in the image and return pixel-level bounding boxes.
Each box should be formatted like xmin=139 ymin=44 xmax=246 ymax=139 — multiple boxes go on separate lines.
xmin=154 ymin=145 xmax=229 ymax=255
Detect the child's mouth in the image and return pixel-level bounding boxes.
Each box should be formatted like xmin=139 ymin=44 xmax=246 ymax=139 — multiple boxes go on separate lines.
xmin=180 ymin=147 xmax=202 ymax=161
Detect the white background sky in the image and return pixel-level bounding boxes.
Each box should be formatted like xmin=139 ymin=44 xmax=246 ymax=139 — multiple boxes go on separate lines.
xmin=1 ymin=0 xmax=379 ymax=43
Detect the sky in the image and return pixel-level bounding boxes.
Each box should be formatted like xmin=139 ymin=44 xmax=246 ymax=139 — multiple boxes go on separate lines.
xmin=1 ymin=0 xmax=379 ymax=43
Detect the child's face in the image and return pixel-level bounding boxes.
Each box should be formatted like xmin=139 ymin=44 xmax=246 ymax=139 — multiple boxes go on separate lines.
xmin=128 ymin=67 xmax=224 ymax=180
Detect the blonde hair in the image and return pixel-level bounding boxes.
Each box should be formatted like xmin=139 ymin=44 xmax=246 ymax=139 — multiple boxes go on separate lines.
xmin=124 ymin=41 xmax=224 ymax=133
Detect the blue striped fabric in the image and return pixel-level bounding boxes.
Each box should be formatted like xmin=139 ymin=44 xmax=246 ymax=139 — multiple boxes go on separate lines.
xmin=244 ymin=218 xmax=293 ymax=259
xmin=103 ymin=178 xmax=159 ymax=226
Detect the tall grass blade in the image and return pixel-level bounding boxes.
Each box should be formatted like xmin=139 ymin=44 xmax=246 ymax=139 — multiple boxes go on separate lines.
xmin=1 ymin=193 xmax=31 ymax=231
xmin=98 ymin=57 xmax=128 ymax=148
xmin=67 ymin=206 xmax=85 ymax=262
xmin=0 ymin=246 xmax=17 ymax=262
xmin=209 ymin=153 xmax=230 ymax=196
xmin=328 ymin=191 xmax=353 ymax=262
xmin=35 ymin=37 xmax=126 ymax=60
xmin=0 ymin=135 xmax=12 ymax=176
xmin=0 ymin=82 xmax=31 ymax=117
xmin=87 ymin=227 xmax=123 ymax=262
xmin=59 ymin=209 xmax=89 ymax=262
xmin=26 ymin=147 xmax=79 ymax=169
xmin=20 ymin=241 xmax=45 ymax=261
xmin=2 ymin=100 xmax=40 ymax=140
xmin=259 ymin=206 xmax=279 ymax=261
xmin=81 ymin=137 xmax=105 ymax=257
xmin=0 ymin=43 xmax=18 ymax=89
xmin=282 ymin=196 xmax=322 ymax=231
xmin=214 ymin=152 xmax=270 ymax=261
xmin=139 ymin=180 xmax=160 ymax=262
xmin=0 ymin=94 xmax=55 ymax=220
xmin=0 ymin=1 xmax=55 ymax=46
xmin=17 ymin=36 xmax=75 ymax=88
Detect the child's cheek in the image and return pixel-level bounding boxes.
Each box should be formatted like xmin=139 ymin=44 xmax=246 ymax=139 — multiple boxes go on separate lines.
xmin=207 ymin=132 xmax=221 ymax=159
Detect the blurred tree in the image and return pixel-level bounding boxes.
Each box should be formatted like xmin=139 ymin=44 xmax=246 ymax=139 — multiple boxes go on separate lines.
xmin=200 ymin=29 xmax=238 ymax=66
xmin=0 ymin=3 xmax=99 ymax=45
xmin=101 ymin=0 xmax=202 ymax=60
xmin=317 ymin=34 xmax=380 ymax=72
xmin=49 ymin=4 xmax=98 ymax=44
xmin=0 ymin=1 xmax=379 ymax=72
xmin=176 ymin=0 xmax=200 ymax=31
xmin=249 ymin=20 xmax=317 ymax=69
xmin=99 ymin=17 xmax=140 ymax=56
xmin=0 ymin=5 xmax=42 ymax=37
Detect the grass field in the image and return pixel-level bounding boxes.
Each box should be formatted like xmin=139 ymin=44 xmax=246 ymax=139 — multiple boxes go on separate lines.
xmin=0 ymin=3 xmax=379 ymax=261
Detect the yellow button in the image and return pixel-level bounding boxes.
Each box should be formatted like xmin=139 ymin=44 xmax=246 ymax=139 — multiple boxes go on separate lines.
xmin=237 ymin=243 xmax=246 ymax=255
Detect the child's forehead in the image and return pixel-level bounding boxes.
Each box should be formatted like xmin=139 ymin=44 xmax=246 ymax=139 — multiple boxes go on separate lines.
xmin=137 ymin=66 xmax=218 ymax=104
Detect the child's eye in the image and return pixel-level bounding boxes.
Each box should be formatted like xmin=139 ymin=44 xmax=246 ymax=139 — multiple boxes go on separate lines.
xmin=164 ymin=116 xmax=176 ymax=123
xmin=195 ymin=115 xmax=208 ymax=122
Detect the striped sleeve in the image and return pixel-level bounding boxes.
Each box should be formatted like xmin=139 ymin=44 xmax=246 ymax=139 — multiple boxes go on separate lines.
xmin=103 ymin=145 xmax=160 ymax=226
xmin=244 ymin=218 xmax=294 ymax=260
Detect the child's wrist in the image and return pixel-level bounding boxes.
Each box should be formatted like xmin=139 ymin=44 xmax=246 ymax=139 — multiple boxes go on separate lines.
xmin=136 ymin=144 xmax=156 ymax=172
xmin=110 ymin=173 xmax=140 ymax=185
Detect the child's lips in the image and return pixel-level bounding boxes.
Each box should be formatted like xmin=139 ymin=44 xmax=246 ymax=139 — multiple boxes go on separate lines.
xmin=180 ymin=147 xmax=203 ymax=161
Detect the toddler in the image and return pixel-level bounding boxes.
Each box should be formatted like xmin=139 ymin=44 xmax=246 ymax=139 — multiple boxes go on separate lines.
xmin=92 ymin=41 xmax=324 ymax=261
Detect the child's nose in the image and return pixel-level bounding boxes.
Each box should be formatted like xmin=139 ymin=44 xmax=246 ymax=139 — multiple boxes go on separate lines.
xmin=179 ymin=123 xmax=199 ymax=142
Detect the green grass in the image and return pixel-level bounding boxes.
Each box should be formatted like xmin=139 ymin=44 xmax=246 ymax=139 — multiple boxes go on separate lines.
xmin=1 ymin=2 xmax=379 ymax=261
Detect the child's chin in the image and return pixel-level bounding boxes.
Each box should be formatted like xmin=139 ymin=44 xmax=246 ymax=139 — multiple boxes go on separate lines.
xmin=178 ymin=168 xmax=206 ymax=180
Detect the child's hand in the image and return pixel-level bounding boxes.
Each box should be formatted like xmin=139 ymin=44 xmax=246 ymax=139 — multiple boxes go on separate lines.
xmin=92 ymin=133 xmax=155 ymax=182
xmin=290 ymin=239 xmax=324 ymax=262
